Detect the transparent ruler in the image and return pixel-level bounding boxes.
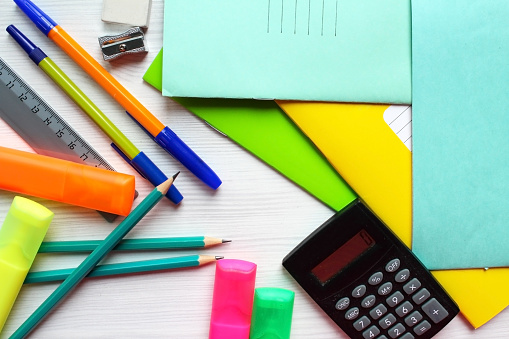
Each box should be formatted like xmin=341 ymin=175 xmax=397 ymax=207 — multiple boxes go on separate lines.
xmin=0 ymin=57 xmax=115 ymax=170
xmin=0 ymin=57 xmax=121 ymax=222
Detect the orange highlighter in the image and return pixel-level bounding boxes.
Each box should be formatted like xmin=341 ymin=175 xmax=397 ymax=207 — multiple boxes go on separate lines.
xmin=14 ymin=0 xmax=222 ymax=190
xmin=0 ymin=146 xmax=135 ymax=216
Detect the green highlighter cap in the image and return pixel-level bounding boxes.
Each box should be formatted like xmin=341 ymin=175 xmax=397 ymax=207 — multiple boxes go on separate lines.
xmin=0 ymin=196 xmax=53 ymax=332
xmin=250 ymin=287 xmax=295 ymax=339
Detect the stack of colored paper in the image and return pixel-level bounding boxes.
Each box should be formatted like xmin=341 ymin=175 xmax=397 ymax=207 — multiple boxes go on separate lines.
xmin=142 ymin=0 xmax=509 ymax=329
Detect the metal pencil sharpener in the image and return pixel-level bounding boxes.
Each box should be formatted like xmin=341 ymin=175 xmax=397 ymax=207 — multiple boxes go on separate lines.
xmin=98 ymin=27 xmax=147 ymax=61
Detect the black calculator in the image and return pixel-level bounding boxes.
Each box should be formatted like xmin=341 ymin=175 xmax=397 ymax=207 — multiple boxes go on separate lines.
xmin=283 ymin=199 xmax=459 ymax=339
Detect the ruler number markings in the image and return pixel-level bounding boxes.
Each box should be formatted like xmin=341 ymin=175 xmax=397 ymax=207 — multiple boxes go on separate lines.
xmin=0 ymin=58 xmax=115 ymax=171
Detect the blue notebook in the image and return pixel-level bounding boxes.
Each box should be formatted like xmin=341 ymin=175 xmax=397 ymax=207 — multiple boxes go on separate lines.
xmin=412 ymin=0 xmax=509 ymax=269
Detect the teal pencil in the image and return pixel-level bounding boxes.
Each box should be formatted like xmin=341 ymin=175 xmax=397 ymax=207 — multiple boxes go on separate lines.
xmin=24 ymin=255 xmax=222 ymax=284
xmin=39 ymin=237 xmax=230 ymax=253
xmin=10 ymin=174 xmax=178 ymax=339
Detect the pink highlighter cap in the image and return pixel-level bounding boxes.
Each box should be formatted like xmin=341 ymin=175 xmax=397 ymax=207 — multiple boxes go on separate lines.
xmin=209 ymin=259 xmax=257 ymax=339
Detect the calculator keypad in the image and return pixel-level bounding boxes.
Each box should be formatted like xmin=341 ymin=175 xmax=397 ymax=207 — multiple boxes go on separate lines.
xmin=353 ymin=316 xmax=371 ymax=331
xmin=362 ymin=295 xmax=376 ymax=308
xmin=378 ymin=282 xmax=393 ymax=296
xmin=369 ymin=272 xmax=384 ymax=285
xmin=369 ymin=304 xmax=387 ymax=320
xmin=334 ymin=258 xmax=453 ymax=339
xmin=412 ymin=289 xmax=430 ymax=305
xmin=335 ymin=297 xmax=350 ymax=311
xmin=353 ymin=285 xmax=367 ymax=298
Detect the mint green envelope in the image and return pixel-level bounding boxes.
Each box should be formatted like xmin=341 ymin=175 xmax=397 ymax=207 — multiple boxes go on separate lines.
xmin=162 ymin=0 xmax=411 ymax=104
xmin=412 ymin=0 xmax=509 ymax=269
xmin=144 ymin=49 xmax=356 ymax=211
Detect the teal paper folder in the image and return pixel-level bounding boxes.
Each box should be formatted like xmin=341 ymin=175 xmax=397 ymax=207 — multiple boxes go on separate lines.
xmin=162 ymin=0 xmax=411 ymax=104
xmin=412 ymin=0 xmax=509 ymax=269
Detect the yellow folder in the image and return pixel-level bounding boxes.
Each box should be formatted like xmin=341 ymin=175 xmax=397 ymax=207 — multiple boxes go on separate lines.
xmin=277 ymin=101 xmax=509 ymax=329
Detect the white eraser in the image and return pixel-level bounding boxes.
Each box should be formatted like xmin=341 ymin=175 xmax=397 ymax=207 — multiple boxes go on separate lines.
xmin=102 ymin=0 xmax=152 ymax=28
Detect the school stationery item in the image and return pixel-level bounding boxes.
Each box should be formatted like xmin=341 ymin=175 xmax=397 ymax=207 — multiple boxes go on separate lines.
xmin=98 ymin=27 xmax=147 ymax=61
xmin=250 ymin=287 xmax=294 ymax=339
xmin=102 ymin=0 xmax=152 ymax=28
xmin=7 ymin=24 xmax=183 ymax=205
xmin=14 ymin=0 xmax=221 ymax=190
xmin=0 ymin=56 xmax=126 ymax=223
xmin=161 ymin=0 xmax=411 ymax=103
xmin=10 ymin=174 xmax=178 ymax=339
xmin=25 ymin=255 xmax=222 ymax=284
xmin=0 ymin=146 xmax=135 ymax=216
xmin=412 ymin=0 xmax=509 ymax=270
xmin=0 ymin=197 xmax=53 ymax=333
xmin=39 ymin=236 xmax=229 ymax=253
xmin=283 ymin=200 xmax=459 ymax=339
xmin=280 ymin=102 xmax=411 ymax=244
xmin=0 ymin=57 xmax=112 ymax=170
xmin=279 ymin=101 xmax=509 ymax=328
xmin=209 ymin=259 xmax=257 ymax=339
xmin=143 ymin=49 xmax=357 ymax=212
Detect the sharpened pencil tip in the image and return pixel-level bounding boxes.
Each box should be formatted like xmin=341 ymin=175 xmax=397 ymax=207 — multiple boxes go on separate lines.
xmin=215 ymin=256 xmax=224 ymax=260
xmin=222 ymin=239 xmax=232 ymax=243
xmin=172 ymin=171 xmax=180 ymax=180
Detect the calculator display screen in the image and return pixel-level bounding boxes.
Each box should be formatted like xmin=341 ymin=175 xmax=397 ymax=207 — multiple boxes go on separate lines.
xmin=311 ymin=229 xmax=375 ymax=284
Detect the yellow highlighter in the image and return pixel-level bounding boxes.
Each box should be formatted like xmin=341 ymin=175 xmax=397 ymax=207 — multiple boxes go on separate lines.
xmin=0 ymin=196 xmax=54 ymax=333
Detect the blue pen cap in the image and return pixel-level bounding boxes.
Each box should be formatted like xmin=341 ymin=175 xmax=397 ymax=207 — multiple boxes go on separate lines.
xmin=155 ymin=127 xmax=222 ymax=190
xmin=13 ymin=0 xmax=57 ymax=36
xmin=130 ymin=151 xmax=183 ymax=204
xmin=6 ymin=25 xmax=47 ymax=65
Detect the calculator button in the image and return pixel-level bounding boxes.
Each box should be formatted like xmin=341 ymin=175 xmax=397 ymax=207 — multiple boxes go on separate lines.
xmin=386 ymin=291 xmax=404 ymax=307
xmin=378 ymin=282 xmax=393 ymax=296
xmin=379 ymin=313 xmax=396 ymax=329
xmin=345 ymin=307 xmax=360 ymax=320
xmin=412 ymin=289 xmax=430 ymax=305
xmin=369 ymin=304 xmax=387 ymax=320
xmin=413 ymin=320 xmax=431 ymax=336
xmin=403 ymin=278 xmax=421 ymax=295
xmin=385 ymin=259 xmax=401 ymax=273
xmin=388 ymin=323 xmax=406 ymax=338
xmin=421 ymin=298 xmax=449 ymax=323
xmin=395 ymin=269 xmax=410 ymax=283
xmin=361 ymin=295 xmax=376 ymax=308
xmin=335 ymin=297 xmax=350 ymax=310
xmin=353 ymin=316 xmax=371 ymax=331
xmin=400 ymin=333 xmax=415 ymax=339
xmin=362 ymin=325 xmax=380 ymax=339
xmin=404 ymin=311 xmax=423 ymax=326
xmin=352 ymin=285 xmax=367 ymax=298
xmin=368 ymin=272 xmax=383 ymax=285
xmin=395 ymin=301 xmax=414 ymax=317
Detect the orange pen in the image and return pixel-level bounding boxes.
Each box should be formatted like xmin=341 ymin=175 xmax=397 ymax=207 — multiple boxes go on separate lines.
xmin=15 ymin=0 xmax=222 ymax=190
xmin=0 ymin=146 xmax=135 ymax=216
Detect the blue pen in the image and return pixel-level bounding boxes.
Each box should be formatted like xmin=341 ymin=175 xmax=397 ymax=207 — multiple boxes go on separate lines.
xmin=14 ymin=0 xmax=222 ymax=190
xmin=7 ymin=25 xmax=183 ymax=204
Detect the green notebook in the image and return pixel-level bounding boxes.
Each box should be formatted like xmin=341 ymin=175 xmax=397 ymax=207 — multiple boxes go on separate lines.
xmin=143 ymin=49 xmax=356 ymax=211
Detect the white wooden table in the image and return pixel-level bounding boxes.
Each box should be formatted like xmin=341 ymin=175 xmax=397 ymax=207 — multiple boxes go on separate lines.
xmin=0 ymin=1 xmax=507 ymax=337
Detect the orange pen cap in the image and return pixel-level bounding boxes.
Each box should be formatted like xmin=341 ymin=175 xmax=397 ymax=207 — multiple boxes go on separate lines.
xmin=0 ymin=146 xmax=135 ymax=216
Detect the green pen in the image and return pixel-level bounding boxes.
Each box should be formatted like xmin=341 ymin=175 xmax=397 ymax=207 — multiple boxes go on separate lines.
xmin=6 ymin=24 xmax=184 ymax=205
